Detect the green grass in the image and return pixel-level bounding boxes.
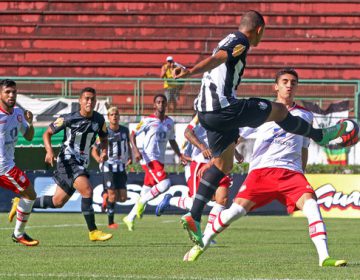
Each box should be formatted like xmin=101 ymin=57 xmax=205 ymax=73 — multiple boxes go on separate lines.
xmin=0 ymin=213 xmax=359 ymax=280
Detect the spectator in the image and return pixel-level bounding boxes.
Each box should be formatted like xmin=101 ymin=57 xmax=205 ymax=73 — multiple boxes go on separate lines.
xmin=160 ymin=56 xmax=184 ymax=112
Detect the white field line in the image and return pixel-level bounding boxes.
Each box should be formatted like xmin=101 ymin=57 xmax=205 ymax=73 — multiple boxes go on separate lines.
xmin=0 ymin=220 xmax=176 ymax=230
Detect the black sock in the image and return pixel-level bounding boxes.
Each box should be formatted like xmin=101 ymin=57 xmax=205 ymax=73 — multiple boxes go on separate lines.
xmin=82 ymin=197 xmax=97 ymax=232
xmin=33 ymin=196 xmax=55 ymax=209
xmin=190 ymin=165 xmax=225 ymax=222
xmin=107 ymin=200 xmax=115 ymax=225
xmin=276 ymin=113 xmax=322 ymax=142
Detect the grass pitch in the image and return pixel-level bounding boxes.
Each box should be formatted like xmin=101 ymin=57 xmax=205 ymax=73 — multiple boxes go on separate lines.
xmin=0 ymin=213 xmax=359 ymax=280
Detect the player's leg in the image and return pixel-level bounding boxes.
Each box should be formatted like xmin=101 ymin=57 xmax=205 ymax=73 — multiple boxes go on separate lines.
xmin=33 ymin=185 xmax=71 ymax=209
xmin=124 ymin=184 xmax=151 ymax=229
xmin=203 ymin=186 xmax=228 ymax=240
xmin=184 ymin=198 xmax=249 ymax=261
xmin=297 ymin=193 xmax=347 ymax=267
xmin=137 ymin=161 xmax=171 ymax=217
xmin=106 ymin=188 xmax=117 ymax=228
xmin=181 ymin=144 xmax=234 ymax=246
xmin=267 ymin=101 xmax=347 ymax=146
xmin=5 ymin=167 xmax=39 ymax=246
xmin=74 ymin=175 xmax=112 ymax=241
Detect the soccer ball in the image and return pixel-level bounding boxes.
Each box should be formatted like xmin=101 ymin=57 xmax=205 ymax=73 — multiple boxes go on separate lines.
xmin=329 ymin=119 xmax=359 ymax=148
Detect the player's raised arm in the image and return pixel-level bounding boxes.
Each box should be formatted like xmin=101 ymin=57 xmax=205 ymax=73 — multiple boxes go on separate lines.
xmin=173 ymin=50 xmax=227 ymax=79
xmin=22 ymin=109 xmax=34 ymax=141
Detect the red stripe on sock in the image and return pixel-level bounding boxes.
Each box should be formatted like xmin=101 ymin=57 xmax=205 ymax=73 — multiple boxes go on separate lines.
xmin=16 ymin=209 xmax=30 ymax=215
xmin=217 ymin=213 xmax=229 ymax=228
xmin=16 ymin=218 xmax=28 ymax=222
xmin=309 ymin=220 xmax=323 ymax=227
xmin=310 ymin=232 xmax=327 ymax=238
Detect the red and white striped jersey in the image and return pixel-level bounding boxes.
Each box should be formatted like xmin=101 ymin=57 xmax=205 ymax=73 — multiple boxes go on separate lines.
xmin=0 ymin=107 xmax=29 ymax=174
xmin=134 ymin=114 xmax=175 ymax=164
xmin=240 ymin=104 xmax=313 ymax=173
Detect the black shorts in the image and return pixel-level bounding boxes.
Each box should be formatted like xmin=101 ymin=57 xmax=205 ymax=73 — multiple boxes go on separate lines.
xmin=198 ymin=98 xmax=272 ymax=157
xmin=103 ymin=171 xmax=127 ymax=190
xmin=53 ymin=159 xmax=89 ymax=196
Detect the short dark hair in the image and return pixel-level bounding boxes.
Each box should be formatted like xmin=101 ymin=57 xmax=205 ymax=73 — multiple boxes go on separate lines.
xmin=275 ymin=68 xmax=299 ymax=83
xmin=80 ymin=87 xmax=96 ymax=97
xmin=0 ymin=79 xmax=16 ymax=88
xmin=153 ymin=93 xmax=167 ymax=103
xmin=239 ymin=10 xmax=265 ymax=30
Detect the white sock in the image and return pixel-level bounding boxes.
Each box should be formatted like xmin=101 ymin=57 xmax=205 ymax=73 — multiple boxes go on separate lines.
xmin=126 ymin=185 xmax=151 ymax=221
xmin=203 ymin=203 xmax=246 ymax=248
xmin=14 ymin=198 xmax=34 ymax=238
xmin=170 ymin=196 xmax=193 ymax=210
xmin=204 ymin=203 xmax=225 ymax=237
xmin=140 ymin=179 xmax=171 ymax=204
xmin=302 ymin=199 xmax=329 ymax=265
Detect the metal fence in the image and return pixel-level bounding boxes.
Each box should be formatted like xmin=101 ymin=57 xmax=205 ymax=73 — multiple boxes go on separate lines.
xmin=8 ymin=77 xmax=360 ymax=121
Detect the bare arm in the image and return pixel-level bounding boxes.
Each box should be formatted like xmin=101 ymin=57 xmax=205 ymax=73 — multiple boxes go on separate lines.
xmin=173 ymin=50 xmax=228 ymax=79
xmin=184 ymin=126 xmax=212 ymax=159
xmin=23 ymin=110 xmax=34 ymax=141
xmin=43 ymin=127 xmax=56 ymax=167
xmin=169 ymin=139 xmax=188 ymax=165
xmin=98 ymin=136 xmax=108 ymax=162
xmin=160 ymin=65 xmax=168 ymax=78
xmin=130 ymin=131 xmax=142 ymax=162
xmin=127 ymin=140 xmax=133 ymax=165
xmin=91 ymin=145 xmax=101 ymax=163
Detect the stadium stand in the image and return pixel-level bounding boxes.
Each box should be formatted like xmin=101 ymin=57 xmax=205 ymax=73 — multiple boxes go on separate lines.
xmin=0 ymin=0 xmax=359 ymax=79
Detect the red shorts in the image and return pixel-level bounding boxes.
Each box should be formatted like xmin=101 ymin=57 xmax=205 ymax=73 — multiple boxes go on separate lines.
xmin=0 ymin=166 xmax=31 ymax=194
xmin=141 ymin=160 xmax=168 ymax=187
xmin=236 ymin=168 xmax=314 ymax=213
xmin=187 ymin=161 xmax=232 ymax=198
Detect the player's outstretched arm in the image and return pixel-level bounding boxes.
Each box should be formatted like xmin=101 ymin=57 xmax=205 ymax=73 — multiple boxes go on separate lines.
xmin=173 ymin=50 xmax=227 ymax=79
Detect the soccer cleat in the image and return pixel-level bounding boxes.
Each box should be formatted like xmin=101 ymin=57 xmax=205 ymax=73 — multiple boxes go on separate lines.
xmin=183 ymin=245 xmax=204 ymax=262
xmin=320 ymin=257 xmax=347 ymax=267
xmin=155 ymin=194 xmax=172 ymax=216
xmin=180 ymin=213 xmax=204 ymax=247
xmin=316 ymin=122 xmax=347 ymax=146
xmin=12 ymin=233 xmax=39 ymax=246
xmin=8 ymin=197 xmax=20 ymax=222
xmin=101 ymin=192 xmax=108 ymax=212
xmin=107 ymin=223 xmax=119 ymax=229
xmin=122 ymin=216 xmax=134 ymax=231
xmin=136 ymin=201 xmax=146 ymax=219
xmin=89 ymin=230 xmax=113 ymax=241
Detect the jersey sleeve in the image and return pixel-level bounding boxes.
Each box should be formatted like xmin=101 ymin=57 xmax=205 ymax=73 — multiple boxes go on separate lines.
xmin=49 ymin=114 xmax=68 ymax=134
xmin=218 ymin=33 xmax=248 ymax=62
xmin=168 ymin=120 xmax=176 ymax=141
xmin=134 ymin=118 xmax=148 ymax=136
xmin=187 ymin=114 xmax=199 ymax=131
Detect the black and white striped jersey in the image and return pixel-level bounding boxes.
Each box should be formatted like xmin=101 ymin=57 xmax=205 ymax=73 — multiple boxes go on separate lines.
xmin=50 ymin=111 xmax=107 ymax=167
xmin=97 ymin=125 xmax=130 ymax=173
xmin=194 ymin=31 xmax=250 ymax=112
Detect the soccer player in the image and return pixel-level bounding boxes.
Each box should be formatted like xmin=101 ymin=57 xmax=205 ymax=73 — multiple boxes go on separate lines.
xmin=91 ymin=106 xmax=132 ymax=229
xmin=183 ymin=68 xmax=347 ymax=267
xmin=1 ymin=79 xmax=39 ymax=246
xmin=174 ymin=10 xmax=348 ymax=245
xmin=30 ymin=87 xmax=112 ymax=242
xmin=156 ymin=114 xmax=232 ymax=238
xmin=122 ymin=94 xmax=187 ymax=231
